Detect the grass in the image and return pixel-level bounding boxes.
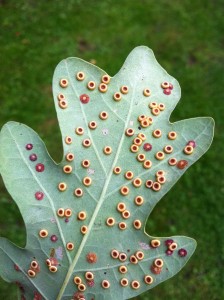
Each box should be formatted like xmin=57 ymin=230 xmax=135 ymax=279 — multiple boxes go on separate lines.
xmin=0 ymin=0 xmax=223 ymax=299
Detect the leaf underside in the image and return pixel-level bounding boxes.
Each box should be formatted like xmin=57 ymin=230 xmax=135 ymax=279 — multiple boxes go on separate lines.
xmin=0 ymin=46 xmax=214 ymax=300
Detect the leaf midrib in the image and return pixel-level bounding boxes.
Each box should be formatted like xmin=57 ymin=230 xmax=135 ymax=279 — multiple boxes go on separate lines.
xmin=56 ymin=64 xmax=136 ymax=299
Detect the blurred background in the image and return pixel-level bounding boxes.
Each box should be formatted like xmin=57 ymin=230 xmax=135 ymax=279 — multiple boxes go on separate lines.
xmin=0 ymin=0 xmax=223 ymax=299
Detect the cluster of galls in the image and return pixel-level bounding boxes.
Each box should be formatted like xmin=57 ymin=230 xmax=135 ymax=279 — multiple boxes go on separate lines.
xmin=27 ymin=260 xmax=40 ymax=278
xmin=45 ymin=257 xmax=59 ymax=273
xmin=161 ymin=81 xmax=174 ymax=95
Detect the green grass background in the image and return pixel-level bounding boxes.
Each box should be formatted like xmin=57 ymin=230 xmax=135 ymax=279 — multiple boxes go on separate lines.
xmin=0 ymin=0 xmax=223 ymax=299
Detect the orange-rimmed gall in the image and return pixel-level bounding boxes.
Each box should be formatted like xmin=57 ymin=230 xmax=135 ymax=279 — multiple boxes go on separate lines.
xmin=81 ymin=159 xmax=90 ymax=168
xmin=119 ymin=252 xmax=127 ymax=262
xmin=130 ymin=255 xmax=138 ymax=264
xmin=77 ymin=211 xmax=87 ymax=221
xmin=120 ymin=85 xmax=129 ymax=94
xmin=66 ymin=242 xmax=74 ymax=251
xmin=125 ymin=171 xmax=134 ymax=180
xmin=130 ymin=144 xmax=139 ymax=153
xmin=74 ymin=188 xmax=83 ymax=197
xmin=133 ymin=137 xmax=142 ymax=146
xmin=150 ymin=239 xmax=161 ymax=248
xmin=149 ymin=102 xmax=157 ymax=109
xmin=143 ymin=160 xmax=152 ymax=169
xmin=66 ymin=153 xmax=74 ymax=162
xmin=30 ymin=260 xmax=39 ymax=271
xmin=156 ymin=170 xmax=165 ymax=177
xmin=156 ymin=176 xmax=166 ymax=184
xmin=161 ymin=81 xmax=169 ymax=89
xmin=184 ymin=145 xmax=194 ymax=155
xmin=98 ymin=83 xmax=108 ymax=93
xmin=122 ymin=210 xmax=131 ymax=219
xmin=63 ymin=165 xmax=72 ymax=174
xmin=82 ymin=139 xmax=91 ymax=147
xmin=85 ymin=271 xmax=94 ymax=281
xmin=45 ymin=259 xmax=51 ymax=267
xmin=125 ymin=128 xmax=135 ymax=136
xmin=111 ymin=249 xmax=119 ymax=259
xmin=64 ymin=208 xmax=72 ymax=217
xmin=137 ymin=153 xmax=145 ymax=162
xmin=103 ymin=146 xmax=112 ymax=155
xmin=99 ymin=111 xmax=108 ymax=120
xmin=49 ymin=266 xmax=58 ymax=273
xmin=164 ymin=145 xmax=173 ymax=154
xmin=58 ymin=100 xmax=68 ymax=109
xmin=144 ymin=275 xmax=154 ymax=285
xmin=83 ymin=176 xmax=92 ymax=186
xmin=87 ymin=81 xmax=96 ymax=90
xmin=88 ymin=121 xmax=97 ymax=130
xmin=143 ymin=88 xmax=151 ymax=96
xmin=57 ymin=208 xmax=65 ymax=217
xmin=138 ymin=133 xmax=146 ymax=141
xmin=101 ymin=74 xmax=110 ymax=84
xmin=157 ymin=176 xmax=166 ymax=184
xmin=131 ymin=280 xmax=140 ymax=289
xmin=76 ymin=72 xmax=85 ymax=81
xmin=147 ymin=116 xmax=153 ymax=124
xmin=57 ymin=93 xmax=65 ymax=101
xmin=138 ymin=115 xmax=147 ymax=122
xmin=169 ymin=242 xmax=178 ymax=251
xmin=152 ymin=107 xmax=160 ymax=116
xmin=120 ymin=186 xmax=129 ymax=196
xmin=132 ymin=178 xmax=142 ymax=188
xmin=113 ymin=92 xmax=122 ymax=101
xmin=65 ymin=136 xmax=72 ymax=145
xmin=75 ymin=127 xmax=84 ymax=135
xmin=134 ymin=195 xmax=144 ymax=206
xmin=59 ymin=78 xmax=68 ymax=88
xmin=120 ymin=278 xmax=129 ymax=287
xmin=28 ymin=269 xmax=36 ymax=278
xmin=155 ymin=151 xmax=165 ymax=160
xmin=73 ymin=276 xmax=82 ymax=285
xmin=113 ymin=166 xmax=121 ymax=174
xmin=158 ymin=103 xmax=165 ymax=111
xmin=153 ymin=129 xmax=162 ymax=138
xmin=152 ymin=182 xmax=161 ymax=192
xmin=80 ymin=225 xmax=88 ymax=235
xmin=101 ymin=280 xmax=110 ymax=289
xmin=135 ymin=251 xmax=144 ymax=260
xmin=78 ymin=283 xmax=86 ymax=292
xmin=154 ymin=258 xmax=164 ymax=268
xmin=145 ymin=180 xmax=153 ymax=189
xmin=168 ymin=131 xmax=177 ymax=140
xmin=117 ymin=202 xmax=126 ymax=212
xmin=133 ymin=219 xmax=142 ymax=229
xmin=39 ymin=229 xmax=48 ymax=238
xmin=119 ymin=265 xmax=127 ymax=274
xmin=169 ymin=158 xmax=177 ymax=166
xmin=118 ymin=222 xmax=127 ymax=230
xmin=141 ymin=119 xmax=150 ymax=128
xmin=106 ymin=217 xmax=115 ymax=227
xmin=58 ymin=182 xmax=67 ymax=191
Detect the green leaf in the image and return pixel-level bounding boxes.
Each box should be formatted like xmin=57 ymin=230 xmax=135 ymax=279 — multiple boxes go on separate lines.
xmin=0 ymin=46 xmax=214 ymax=300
